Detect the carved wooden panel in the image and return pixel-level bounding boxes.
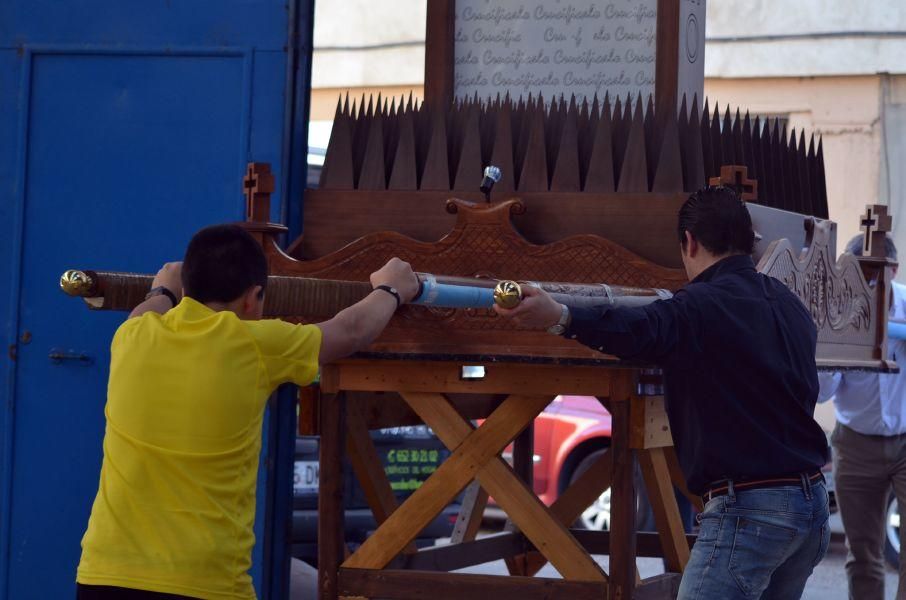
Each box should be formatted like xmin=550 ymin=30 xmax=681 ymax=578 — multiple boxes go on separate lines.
xmin=296 ymin=190 xmax=688 ymax=269
xmin=265 ymin=199 xmax=687 ymax=360
xmin=273 ymin=199 xmax=685 ymax=288
xmin=757 ymin=220 xmax=894 ymax=370
xmin=305 ymin=93 xmax=830 ymax=280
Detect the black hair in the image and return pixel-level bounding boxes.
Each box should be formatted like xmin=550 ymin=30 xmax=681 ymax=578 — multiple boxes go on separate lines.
xmin=182 ymin=224 xmax=268 ymax=304
xmin=845 ymin=233 xmax=898 ymax=260
xmin=677 ymin=185 xmax=755 ymax=256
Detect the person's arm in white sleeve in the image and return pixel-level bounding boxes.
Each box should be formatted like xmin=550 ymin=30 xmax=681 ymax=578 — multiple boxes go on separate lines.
xmin=816 ymin=372 xmax=842 ymax=404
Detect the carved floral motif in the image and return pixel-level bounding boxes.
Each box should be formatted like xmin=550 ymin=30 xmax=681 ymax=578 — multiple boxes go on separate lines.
xmin=781 ymin=247 xmax=871 ymax=332
xmin=758 ymin=221 xmax=876 ymax=351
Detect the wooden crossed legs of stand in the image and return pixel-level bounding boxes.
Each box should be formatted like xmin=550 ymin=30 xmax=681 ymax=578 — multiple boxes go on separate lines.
xmin=315 ymin=359 xmax=702 ymax=600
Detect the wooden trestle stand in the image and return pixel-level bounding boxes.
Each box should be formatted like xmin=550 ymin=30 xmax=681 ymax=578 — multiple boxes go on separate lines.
xmin=260 ymin=188 xmax=697 ymax=599
xmin=313 ymin=360 xmax=696 ymax=600
xmin=239 ymin=177 xmax=693 ymax=600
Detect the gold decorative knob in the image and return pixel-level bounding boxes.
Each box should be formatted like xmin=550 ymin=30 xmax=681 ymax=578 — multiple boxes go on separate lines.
xmin=60 ymin=270 xmax=95 ymax=296
xmin=493 ymin=280 xmax=523 ymax=309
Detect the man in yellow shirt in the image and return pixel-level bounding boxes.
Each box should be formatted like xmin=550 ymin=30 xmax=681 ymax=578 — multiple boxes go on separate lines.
xmin=75 ymin=224 xmax=418 ymax=599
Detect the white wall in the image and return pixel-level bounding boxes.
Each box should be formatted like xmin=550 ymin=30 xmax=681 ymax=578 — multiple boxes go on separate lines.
xmin=312 ymin=0 xmax=425 ymax=88
xmin=882 ymin=76 xmax=906 ymax=264
xmin=706 ymin=1 xmax=906 ymax=78
xmin=310 ymin=1 xmax=906 ymax=88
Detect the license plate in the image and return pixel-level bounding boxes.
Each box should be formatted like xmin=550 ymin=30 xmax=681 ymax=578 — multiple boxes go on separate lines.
xmin=294 ymin=460 xmax=319 ymax=494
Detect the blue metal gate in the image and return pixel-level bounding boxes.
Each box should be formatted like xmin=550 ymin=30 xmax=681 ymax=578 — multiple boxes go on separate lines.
xmin=0 ymin=2 xmax=312 ymax=597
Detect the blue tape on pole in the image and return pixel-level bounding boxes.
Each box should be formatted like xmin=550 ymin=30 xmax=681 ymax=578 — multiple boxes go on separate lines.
xmin=890 ymin=320 xmax=906 ymax=340
xmin=412 ymin=276 xmax=496 ymax=309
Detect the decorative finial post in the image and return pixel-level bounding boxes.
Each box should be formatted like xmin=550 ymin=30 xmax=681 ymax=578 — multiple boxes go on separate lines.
xmin=243 ymin=163 xmax=275 ymax=223
xmin=860 ymin=204 xmax=893 ymax=258
xmin=709 ymin=165 xmax=758 ymax=202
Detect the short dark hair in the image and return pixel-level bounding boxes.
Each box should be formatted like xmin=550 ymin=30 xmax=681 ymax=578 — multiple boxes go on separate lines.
xmin=844 ymin=233 xmax=898 ymax=260
xmin=182 ymin=224 xmax=268 ymax=303
xmin=677 ymin=185 xmax=755 ymax=256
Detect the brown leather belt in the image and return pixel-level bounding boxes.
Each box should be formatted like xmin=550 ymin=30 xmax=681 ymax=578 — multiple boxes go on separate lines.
xmin=703 ymin=471 xmax=825 ymax=503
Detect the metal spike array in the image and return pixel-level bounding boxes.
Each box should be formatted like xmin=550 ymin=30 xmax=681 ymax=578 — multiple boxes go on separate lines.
xmin=318 ymin=93 xmax=828 ymax=219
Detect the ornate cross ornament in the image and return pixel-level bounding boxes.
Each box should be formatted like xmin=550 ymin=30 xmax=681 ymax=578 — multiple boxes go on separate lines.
xmin=708 ymin=165 xmax=758 ymax=202
xmin=243 ymin=162 xmax=275 ymax=223
xmin=859 ymin=204 xmax=893 ymax=258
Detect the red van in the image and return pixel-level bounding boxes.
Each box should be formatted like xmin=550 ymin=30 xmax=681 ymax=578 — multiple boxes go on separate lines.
xmin=490 ymin=395 xmax=637 ymax=530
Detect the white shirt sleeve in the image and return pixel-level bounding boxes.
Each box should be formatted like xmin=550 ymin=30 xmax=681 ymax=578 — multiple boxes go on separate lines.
xmin=817 ymin=372 xmax=842 ymax=404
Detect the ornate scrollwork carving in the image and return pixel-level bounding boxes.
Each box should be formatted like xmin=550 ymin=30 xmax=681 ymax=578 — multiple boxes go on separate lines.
xmin=267 ymin=198 xmax=687 ymax=333
xmin=758 ymin=220 xmax=875 ymax=345
xmin=781 ymin=245 xmax=871 ymax=332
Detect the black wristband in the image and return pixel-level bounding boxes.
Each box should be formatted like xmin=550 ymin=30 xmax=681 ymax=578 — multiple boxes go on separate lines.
xmin=145 ymin=286 xmax=178 ymax=308
xmin=373 ymin=285 xmax=401 ymax=309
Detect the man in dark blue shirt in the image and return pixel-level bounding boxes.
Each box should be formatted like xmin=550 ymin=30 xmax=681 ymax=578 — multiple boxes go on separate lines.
xmin=496 ymin=186 xmax=830 ymax=599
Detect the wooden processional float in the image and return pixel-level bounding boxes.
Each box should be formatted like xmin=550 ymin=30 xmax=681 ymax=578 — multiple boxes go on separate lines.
xmin=62 ymin=0 xmax=898 ymax=598
xmin=61 ymin=186 xmax=897 ymax=600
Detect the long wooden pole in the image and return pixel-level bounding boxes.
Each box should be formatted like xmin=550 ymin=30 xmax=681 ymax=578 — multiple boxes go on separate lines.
xmin=60 ymin=269 xmax=669 ymax=317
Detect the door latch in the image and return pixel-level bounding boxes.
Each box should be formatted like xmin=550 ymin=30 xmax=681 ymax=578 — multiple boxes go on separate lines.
xmin=48 ymin=349 xmax=94 ymax=366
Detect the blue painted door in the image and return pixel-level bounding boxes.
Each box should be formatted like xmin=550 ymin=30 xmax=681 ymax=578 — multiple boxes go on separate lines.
xmin=0 ymin=3 xmax=305 ymax=597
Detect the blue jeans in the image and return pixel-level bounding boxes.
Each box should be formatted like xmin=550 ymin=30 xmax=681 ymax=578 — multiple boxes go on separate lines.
xmin=678 ymin=480 xmax=831 ymax=599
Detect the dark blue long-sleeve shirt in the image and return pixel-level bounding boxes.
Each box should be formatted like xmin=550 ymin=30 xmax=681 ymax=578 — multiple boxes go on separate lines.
xmin=565 ymin=254 xmax=829 ymax=494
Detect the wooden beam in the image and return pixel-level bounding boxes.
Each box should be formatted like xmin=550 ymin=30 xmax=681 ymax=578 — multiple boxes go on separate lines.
xmin=318 ymin=392 xmax=346 ymax=600
xmin=346 ymin=391 xmax=505 ymax=430
xmin=345 ymin=403 xmax=418 ymax=554
xmin=552 ymin=447 xmax=613 ymax=525
xmin=424 ymin=0 xmax=455 ymax=107
xmin=342 ymin=393 xmax=556 ymax=570
xmin=664 ymin=446 xmax=704 ymax=513
xmin=638 ymin=447 xmax=691 ymax=572
xmin=521 ymin=442 xmax=613 ymax=575
xmin=402 ymin=392 xmax=607 ymax=582
xmin=609 ymin=372 xmax=638 ymax=600
xmin=330 ymin=360 xmax=614 ymax=397
xmin=505 ymin=422 xmax=536 ymax=575
xmin=569 ymin=529 xmax=696 ymax=557
xmin=338 ymin=568 xmax=607 ymax=600
xmin=398 ymin=529 xmax=697 ymax=572
xmin=630 ymin=396 xmax=674 ymax=449
xmin=512 ymin=421 xmax=535 ymax=488
xmin=450 ymin=481 xmax=489 ymax=544
xmin=298 ymin=384 xmax=319 ymax=435
xmin=635 ymin=573 xmax=683 ymax=600
xmin=396 ymin=532 xmax=525 ymax=572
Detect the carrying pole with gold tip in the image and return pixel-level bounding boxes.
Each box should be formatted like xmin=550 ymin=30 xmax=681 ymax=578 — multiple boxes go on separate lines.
xmin=493 ymin=281 xmax=523 ymax=309
xmin=60 ymin=269 xmax=671 ymax=316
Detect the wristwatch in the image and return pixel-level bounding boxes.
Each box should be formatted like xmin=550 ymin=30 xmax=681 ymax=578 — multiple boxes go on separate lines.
xmin=145 ymin=286 xmax=178 ymax=308
xmin=547 ymin=303 xmax=571 ymax=336
xmin=374 ymin=284 xmax=401 ymax=309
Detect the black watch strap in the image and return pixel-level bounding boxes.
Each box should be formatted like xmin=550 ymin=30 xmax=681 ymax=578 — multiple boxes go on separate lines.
xmin=374 ymin=285 xmax=401 ymax=309
xmin=145 ymin=286 xmax=178 ymax=308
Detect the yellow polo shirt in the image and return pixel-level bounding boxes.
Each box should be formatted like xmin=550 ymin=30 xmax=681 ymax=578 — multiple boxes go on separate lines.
xmin=77 ymin=297 xmax=321 ymax=599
